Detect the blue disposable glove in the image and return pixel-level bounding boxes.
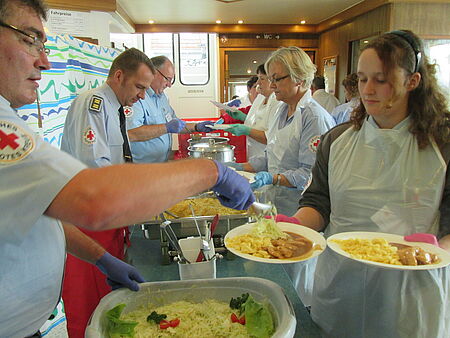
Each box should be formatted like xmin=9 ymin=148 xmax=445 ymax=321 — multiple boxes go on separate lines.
xmin=228 ymin=124 xmax=251 ymax=136
xmin=215 ymin=118 xmax=224 ymax=124
xmin=196 ymin=120 xmax=215 ymax=132
xmin=166 ymin=118 xmax=186 ymax=133
xmin=227 ymin=110 xmax=247 ymax=122
xmin=212 ymin=160 xmax=255 ymax=210
xmin=250 ymin=171 xmax=274 ymax=190
xmin=227 ymin=99 xmax=241 ymax=107
xmin=96 ymin=252 xmax=145 ymax=291
xmin=224 ymin=162 xmax=244 ymax=171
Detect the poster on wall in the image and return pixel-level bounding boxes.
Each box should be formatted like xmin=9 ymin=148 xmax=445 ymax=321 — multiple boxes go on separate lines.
xmin=46 ymin=9 xmax=90 ymax=36
xmin=323 ymin=56 xmax=337 ymax=95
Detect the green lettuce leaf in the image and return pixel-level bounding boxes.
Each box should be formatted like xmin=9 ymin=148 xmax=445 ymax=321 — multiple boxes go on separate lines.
xmin=106 ymin=304 xmax=138 ymax=338
xmin=244 ymin=296 xmax=275 ymax=338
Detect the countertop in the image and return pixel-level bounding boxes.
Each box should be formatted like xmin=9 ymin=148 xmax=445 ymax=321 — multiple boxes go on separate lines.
xmin=128 ymin=225 xmax=321 ymax=338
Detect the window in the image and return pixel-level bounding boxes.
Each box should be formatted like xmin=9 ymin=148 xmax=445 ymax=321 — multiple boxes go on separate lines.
xmin=178 ymin=33 xmax=209 ymax=85
xmin=143 ymin=33 xmax=174 ymax=62
xmin=110 ymin=33 xmax=141 ymax=51
xmin=424 ymin=39 xmax=450 ymax=105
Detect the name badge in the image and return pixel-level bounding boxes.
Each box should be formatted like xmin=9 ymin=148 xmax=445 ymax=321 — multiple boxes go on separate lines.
xmin=165 ymin=113 xmax=172 ymax=122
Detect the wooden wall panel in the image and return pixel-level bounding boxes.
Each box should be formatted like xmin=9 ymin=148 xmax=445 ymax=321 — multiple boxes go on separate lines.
xmin=391 ymin=3 xmax=450 ymax=35
xmin=317 ymin=5 xmax=391 ymax=101
xmin=44 ymin=0 xmax=116 ymax=12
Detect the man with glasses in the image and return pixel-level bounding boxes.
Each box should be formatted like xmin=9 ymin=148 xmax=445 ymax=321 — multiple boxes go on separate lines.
xmin=127 ymin=55 xmax=212 ymax=163
xmin=0 ymin=1 xmax=254 ymax=337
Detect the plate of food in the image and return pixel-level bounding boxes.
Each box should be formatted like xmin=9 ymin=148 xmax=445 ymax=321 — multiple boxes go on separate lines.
xmin=205 ymin=124 xmax=233 ymax=130
xmin=236 ymin=171 xmax=255 ymax=183
xmin=225 ymin=220 xmax=326 ymax=264
xmin=327 ymin=231 xmax=450 ymax=270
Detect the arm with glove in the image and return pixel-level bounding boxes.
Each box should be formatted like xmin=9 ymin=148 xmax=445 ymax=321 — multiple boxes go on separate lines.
xmin=127 ymin=118 xmax=186 ymax=142
xmin=63 ymin=223 xmax=144 ymax=291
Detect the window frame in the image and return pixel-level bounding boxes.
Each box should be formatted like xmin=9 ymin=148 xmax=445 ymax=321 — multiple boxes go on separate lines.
xmin=177 ymin=33 xmax=210 ymax=86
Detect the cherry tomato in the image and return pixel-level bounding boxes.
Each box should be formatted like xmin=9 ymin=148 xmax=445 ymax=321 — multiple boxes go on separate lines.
xmin=239 ymin=316 xmax=246 ymax=325
xmin=169 ymin=318 xmax=180 ymax=327
xmin=231 ymin=313 xmax=239 ymax=323
xmin=159 ymin=320 xmax=170 ymax=329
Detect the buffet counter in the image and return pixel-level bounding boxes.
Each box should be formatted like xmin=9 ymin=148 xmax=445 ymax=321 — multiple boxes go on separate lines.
xmin=127 ymin=226 xmax=321 ymax=337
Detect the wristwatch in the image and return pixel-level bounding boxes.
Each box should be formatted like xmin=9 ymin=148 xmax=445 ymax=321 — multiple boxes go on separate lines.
xmin=273 ymin=174 xmax=281 ymax=186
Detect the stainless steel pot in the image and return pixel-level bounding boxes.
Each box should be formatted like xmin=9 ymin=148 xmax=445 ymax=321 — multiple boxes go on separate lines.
xmin=187 ymin=136 xmax=229 ymax=147
xmin=188 ymin=140 xmax=235 ymax=162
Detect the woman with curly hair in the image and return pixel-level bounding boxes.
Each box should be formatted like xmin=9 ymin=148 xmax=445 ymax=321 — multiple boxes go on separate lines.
xmin=280 ymin=30 xmax=449 ymax=337
xmin=331 ymin=72 xmax=359 ymax=124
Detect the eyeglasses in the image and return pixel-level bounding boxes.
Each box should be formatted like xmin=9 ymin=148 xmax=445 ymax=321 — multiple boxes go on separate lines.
xmin=268 ymin=74 xmax=290 ymax=83
xmin=157 ymin=68 xmax=173 ymax=83
xmin=0 ymin=21 xmax=50 ymax=56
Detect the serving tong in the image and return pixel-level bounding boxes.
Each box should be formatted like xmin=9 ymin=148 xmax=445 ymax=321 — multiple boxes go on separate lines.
xmin=189 ymin=204 xmax=212 ymax=262
xmin=160 ymin=216 xmax=190 ymax=264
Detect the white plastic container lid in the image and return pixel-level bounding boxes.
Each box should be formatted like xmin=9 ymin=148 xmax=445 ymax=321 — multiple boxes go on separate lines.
xmin=86 ymin=277 xmax=296 ymax=338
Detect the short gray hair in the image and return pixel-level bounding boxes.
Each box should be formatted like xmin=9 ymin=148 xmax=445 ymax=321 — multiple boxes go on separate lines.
xmin=151 ymin=55 xmax=172 ymax=69
xmin=0 ymin=0 xmax=47 ymax=21
xmin=265 ymin=46 xmax=317 ymax=89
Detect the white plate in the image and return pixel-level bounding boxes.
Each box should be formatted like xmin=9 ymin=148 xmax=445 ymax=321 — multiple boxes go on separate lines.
xmin=236 ymin=170 xmax=255 ymax=182
xmin=327 ymin=231 xmax=450 ymax=270
xmin=224 ymin=222 xmax=326 ymax=264
xmin=209 ymin=100 xmax=241 ymax=112
xmin=205 ymin=124 xmax=232 ymax=130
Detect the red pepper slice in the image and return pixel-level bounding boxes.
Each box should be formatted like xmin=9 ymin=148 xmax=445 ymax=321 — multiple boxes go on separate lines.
xmin=159 ymin=320 xmax=170 ymax=329
xmin=169 ymin=318 xmax=180 ymax=327
xmin=231 ymin=313 xmax=239 ymax=323
xmin=239 ymin=316 xmax=246 ymax=325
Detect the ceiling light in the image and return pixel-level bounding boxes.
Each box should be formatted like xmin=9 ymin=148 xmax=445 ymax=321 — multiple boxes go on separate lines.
xmin=238 ymin=20 xmax=244 ymax=24
xmin=300 ymin=20 xmax=306 ymax=24
xmin=363 ymin=40 xmax=369 ymax=43
xmin=216 ymin=20 xmax=222 ymax=24
xmin=247 ymin=69 xmax=251 ymax=74
xmin=252 ymin=60 xmax=257 ymax=64
xmin=148 ymin=20 xmax=155 ymax=24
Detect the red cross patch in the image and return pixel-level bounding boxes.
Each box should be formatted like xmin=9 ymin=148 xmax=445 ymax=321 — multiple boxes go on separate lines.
xmin=308 ymin=135 xmax=321 ymax=153
xmin=123 ymin=106 xmax=133 ymax=118
xmin=83 ymin=127 xmax=96 ymax=145
xmin=0 ymin=120 xmax=34 ymax=163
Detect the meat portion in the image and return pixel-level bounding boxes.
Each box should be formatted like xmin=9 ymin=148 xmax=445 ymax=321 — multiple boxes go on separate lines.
xmin=397 ymin=246 xmax=440 ymax=266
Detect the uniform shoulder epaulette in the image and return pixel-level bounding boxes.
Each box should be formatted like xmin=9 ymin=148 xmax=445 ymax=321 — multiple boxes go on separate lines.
xmin=89 ymin=95 xmax=103 ymax=112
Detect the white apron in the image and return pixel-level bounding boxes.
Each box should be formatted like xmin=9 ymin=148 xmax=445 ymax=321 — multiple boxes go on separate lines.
xmin=311 ymin=117 xmax=449 ymax=338
xmin=264 ymin=105 xmax=304 ymax=216
xmin=245 ymin=93 xmax=279 ymax=160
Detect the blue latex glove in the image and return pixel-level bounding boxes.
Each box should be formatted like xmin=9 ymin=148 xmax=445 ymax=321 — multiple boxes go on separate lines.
xmin=250 ymin=171 xmax=274 ymax=190
xmin=227 ymin=110 xmax=247 ymax=122
xmin=166 ymin=118 xmax=186 ymax=133
xmin=215 ymin=118 xmax=224 ymax=124
xmin=96 ymin=252 xmax=145 ymax=291
xmin=196 ymin=120 xmax=215 ymax=132
xmin=227 ymin=99 xmax=241 ymax=107
xmin=212 ymin=160 xmax=255 ymax=210
xmin=224 ymin=162 xmax=244 ymax=171
xmin=228 ymin=124 xmax=251 ymax=136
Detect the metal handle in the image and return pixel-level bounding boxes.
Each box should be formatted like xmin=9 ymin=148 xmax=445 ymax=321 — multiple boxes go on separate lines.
xmin=160 ymin=221 xmax=190 ymax=264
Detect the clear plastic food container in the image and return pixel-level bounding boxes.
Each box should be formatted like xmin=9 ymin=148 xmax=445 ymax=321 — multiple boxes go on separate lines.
xmin=85 ymin=277 xmax=296 ymax=337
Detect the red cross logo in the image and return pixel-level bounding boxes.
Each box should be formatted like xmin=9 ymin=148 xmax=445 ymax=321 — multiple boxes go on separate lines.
xmin=83 ymin=127 xmax=96 ymax=145
xmin=0 ymin=130 xmax=19 ymax=150
xmin=86 ymin=130 xmax=95 ymax=141
xmin=309 ymin=135 xmax=321 ymax=153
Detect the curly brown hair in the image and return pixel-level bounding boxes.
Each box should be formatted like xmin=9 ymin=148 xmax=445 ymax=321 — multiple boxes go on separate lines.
xmin=342 ymin=73 xmax=359 ymax=98
xmin=351 ymin=30 xmax=449 ymax=148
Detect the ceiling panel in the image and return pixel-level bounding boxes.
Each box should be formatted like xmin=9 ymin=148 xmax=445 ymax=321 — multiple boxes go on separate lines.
xmin=118 ymin=0 xmax=364 ymax=25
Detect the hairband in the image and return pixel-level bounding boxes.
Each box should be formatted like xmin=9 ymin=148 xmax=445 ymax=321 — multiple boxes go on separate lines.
xmin=388 ymin=30 xmax=422 ymax=73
